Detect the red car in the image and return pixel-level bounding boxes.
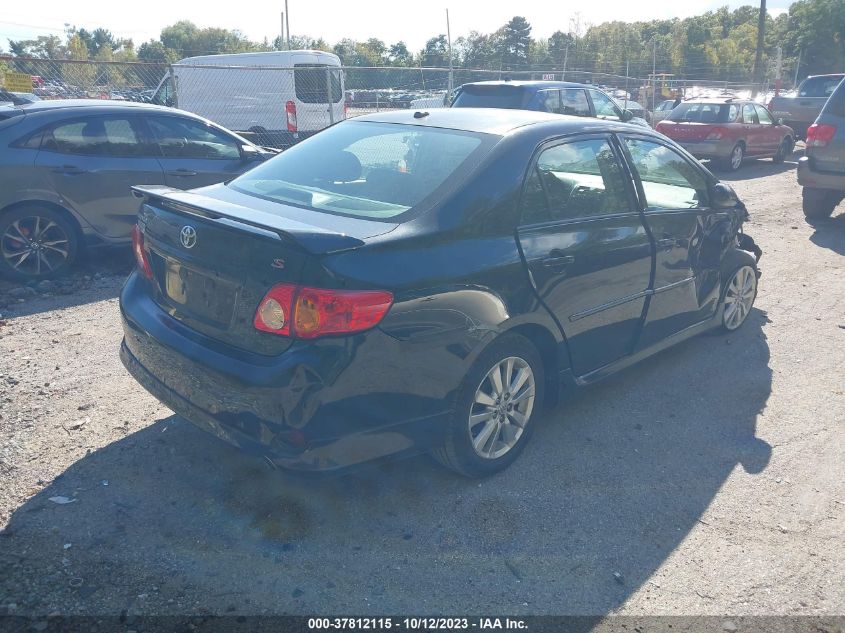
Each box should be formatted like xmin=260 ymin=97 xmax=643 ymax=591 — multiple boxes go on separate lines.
xmin=656 ymin=98 xmax=795 ymax=171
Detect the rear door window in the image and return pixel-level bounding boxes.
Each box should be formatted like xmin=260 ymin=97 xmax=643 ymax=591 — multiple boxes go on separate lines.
xmin=561 ymin=89 xmax=590 ymax=116
xmin=537 ymin=90 xmax=561 ymax=114
xmin=825 ymin=81 xmax=845 ymax=117
xmin=41 ymin=117 xmax=150 ymax=156
xmin=294 ymin=64 xmax=343 ymax=104
xmin=742 ymin=104 xmax=758 ymax=125
xmin=147 ymin=116 xmax=241 ymax=159
xmin=521 ymin=137 xmax=631 ymax=224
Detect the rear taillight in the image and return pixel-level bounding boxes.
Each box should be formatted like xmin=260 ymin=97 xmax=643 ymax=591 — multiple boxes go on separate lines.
xmin=285 ymin=100 xmax=297 ymax=132
xmin=254 ymin=283 xmax=393 ymax=339
xmin=806 ymin=123 xmax=836 ymax=147
xmin=706 ymin=127 xmax=728 ymax=140
xmin=131 ymin=224 xmax=152 ymax=279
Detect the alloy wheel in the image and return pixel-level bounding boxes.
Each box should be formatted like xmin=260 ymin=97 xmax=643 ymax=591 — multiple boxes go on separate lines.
xmin=723 ymin=266 xmax=757 ymax=331
xmin=469 ymin=356 xmax=536 ymax=460
xmin=1 ymin=215 xmax=71 ymax=277
xmin=730 ymin=145 xmax=744 ymax=170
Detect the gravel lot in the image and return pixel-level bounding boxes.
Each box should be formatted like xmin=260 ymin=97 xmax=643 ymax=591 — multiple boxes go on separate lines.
xmin=0 ymin=157 xmax=843 ymax=618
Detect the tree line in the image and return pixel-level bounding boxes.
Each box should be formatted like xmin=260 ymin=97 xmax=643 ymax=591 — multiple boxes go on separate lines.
xmin=3 ymin=0 xmax=844 ymax=84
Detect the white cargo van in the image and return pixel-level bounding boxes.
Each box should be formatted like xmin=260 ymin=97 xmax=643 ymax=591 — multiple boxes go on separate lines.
xmin=151 ymin=50 xmax=345 ymax=147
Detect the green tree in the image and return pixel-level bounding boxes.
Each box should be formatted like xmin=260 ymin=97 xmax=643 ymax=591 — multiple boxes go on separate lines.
xmin=499 ymin=16 xmax=532 ymax=69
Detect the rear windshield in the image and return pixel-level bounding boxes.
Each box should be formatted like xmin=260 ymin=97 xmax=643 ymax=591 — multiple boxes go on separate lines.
xmin=452 ymin=85 xmax=530 ymax=109
xmin=799 ymin=76 xmax=844 ymax=98
xmin=824 ymin=80 xmax=845 ymax=118
xmin=230 ymin=121 xmax=495 ymax=220
xmin=667 ymin=103 xmax=737 ymax=123
xmin=294 ymin=64 xmax=343 ymax=104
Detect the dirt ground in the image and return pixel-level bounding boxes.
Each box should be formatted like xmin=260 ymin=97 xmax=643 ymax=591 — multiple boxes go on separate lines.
xmin=0 ymin=156 xmax=843 ymax=618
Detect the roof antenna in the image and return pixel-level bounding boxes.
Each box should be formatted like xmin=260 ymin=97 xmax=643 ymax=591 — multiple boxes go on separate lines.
xmin=413 ymin=111 xmax=429 ymax=118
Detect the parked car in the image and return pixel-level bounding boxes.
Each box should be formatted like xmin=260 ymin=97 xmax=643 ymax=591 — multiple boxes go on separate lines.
xmin=769 ymin=74 xmax=844 ymax=140
xmin=652 ymin=99 xmax=679 ymax=124
xmin=797 ymin=77 xmax=845 ymax=219
xmin=151 ymin=50 xmax=345 ymax=148
xmin=121 ymin=108 xmax=761 ymax=477
xmin=0 ymin=100 xmax=275 ymax=280
xmin=451 ymin=81 xmax=650 ymax=128
xmin=655 ymin=98 xmax=795 ymax=171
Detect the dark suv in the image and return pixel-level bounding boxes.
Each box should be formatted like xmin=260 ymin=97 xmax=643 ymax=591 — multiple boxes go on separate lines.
xmin=797 ymin=79 xmax=845 ymax=219
xmin=451 ymin=81 xmax=649 ymax=128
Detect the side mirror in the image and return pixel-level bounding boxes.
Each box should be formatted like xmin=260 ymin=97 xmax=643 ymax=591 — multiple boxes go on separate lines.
xmin=777 ymin=117 xmax=784 ymax=125
xmin=711 ymin=182 xmax=740 ymax=208
xmin=241 ymin=144 xmax=266 ymax=162
xmin=620 ymin=109 xmax=634 ymax=122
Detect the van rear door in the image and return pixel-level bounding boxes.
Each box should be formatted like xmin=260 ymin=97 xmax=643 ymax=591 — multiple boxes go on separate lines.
xmin=292 ymin=58 xmax=344 ymax=132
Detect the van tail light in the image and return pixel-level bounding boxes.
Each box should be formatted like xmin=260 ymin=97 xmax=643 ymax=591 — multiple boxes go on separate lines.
xmin=706 ymin=127 xmax=728 ymax=140
xmin=285 ymin=100 xmax=297 ymax=132
xmin=806 ymin=123 xmax=836 ymax=147
xmin=131 ymin=224 xmax=152 ymax=279
xmin=254 ymin=283 xmax=393 ymax=339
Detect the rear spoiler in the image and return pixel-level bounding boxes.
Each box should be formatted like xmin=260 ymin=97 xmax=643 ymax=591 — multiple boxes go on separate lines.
xmin=131 ymin=185 xmax=364 ymax=254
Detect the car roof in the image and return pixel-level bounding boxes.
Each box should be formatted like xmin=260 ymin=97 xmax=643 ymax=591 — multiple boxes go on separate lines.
xmin=351 ymin=107 xmax=640 ymax=135
xmin=10 ymin=99 xmax=178 ymax=115
xmin=458 ymin=80 xmax=593 ymax=90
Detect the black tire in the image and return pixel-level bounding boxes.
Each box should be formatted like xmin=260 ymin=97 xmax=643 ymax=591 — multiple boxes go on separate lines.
xmin=433 ymin=333 xmax=544 ymax=477
xmin=0 ymin=206 xmax=79 ymax=281
xmin=719 ymin=143 xmax=745 ymax=172
xmin=772 ymin=136 xmax=793 ymax=164
xmin=717 ymin=249 xmax=758 ymax=333
xmin=802 ymin=187 xmax=840 ymax=220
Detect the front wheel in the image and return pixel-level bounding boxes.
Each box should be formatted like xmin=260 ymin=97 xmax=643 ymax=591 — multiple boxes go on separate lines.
xmin=773 ymin=137 xmax=793 ymax=163
xmin=721 ymin=264 xmax=758 ymax=332
xmin=0 ymin=207 xmax=79 ymax=281
xmin=433 ymin=333 xmax=544 ymax=477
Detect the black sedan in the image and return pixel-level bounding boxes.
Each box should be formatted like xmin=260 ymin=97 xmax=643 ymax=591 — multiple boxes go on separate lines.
xmin=0 ymin=100 xmax=274 ymax=280
xmin=121 ymin=108 xmax=761 ymax=477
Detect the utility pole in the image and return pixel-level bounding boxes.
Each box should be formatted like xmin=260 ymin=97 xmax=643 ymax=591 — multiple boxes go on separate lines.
xmin=285 ymin=0 xmax=291 ymax=50
xmin=280 ymin=12 xmax=285 ymax=50
xmin=751 ymin=0 xmax=766 ymax=97
xmin=446 ymin=8 xmax=454 ymax=97
xmin=793 ymin=48 xmax=802 ymax=88
xmin=774 ymin=45 xmax=783 ymax=96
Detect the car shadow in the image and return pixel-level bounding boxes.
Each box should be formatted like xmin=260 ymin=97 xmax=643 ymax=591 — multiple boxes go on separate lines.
xmin=0 ymin=310 xmax=773 ymax=616
xmin=716 ymin=158 xmax=798 ymax=182
xmin=0 ymin=248 xmax=132 ymax=318
xmin=808 ymin=210 xmax=845 ymax=255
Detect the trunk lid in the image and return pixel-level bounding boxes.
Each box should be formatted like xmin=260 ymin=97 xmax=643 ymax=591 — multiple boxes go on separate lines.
xmin=133 ymin=184 xmax=397 ymax=355
xmin=658 ymin=121 xmax=717 ymax=141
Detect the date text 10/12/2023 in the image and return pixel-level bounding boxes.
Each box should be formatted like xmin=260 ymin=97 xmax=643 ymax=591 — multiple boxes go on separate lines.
xmin=307 ymin=618 xmax=528 ymax=630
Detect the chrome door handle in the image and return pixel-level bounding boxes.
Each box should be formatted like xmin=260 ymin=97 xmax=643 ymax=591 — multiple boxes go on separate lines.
xmin=656 ymin=238 xmax=674 ymax=249
xmin=542 ymin=252 xmax=575 ymax=267
xmin=166 ymin=169 xmax=198 ymax=177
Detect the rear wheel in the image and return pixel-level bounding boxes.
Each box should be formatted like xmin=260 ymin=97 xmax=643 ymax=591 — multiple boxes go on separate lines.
xmin=433 ymin=333 xmax=544 ymax=477
xmin=773 ymin=137 xmax=793 ymax=163
xmin=0 ymin=206 xmax=79 ymax=281
xmin=802 ymin=188 xmax=841 ymax=220
xmin=720 ymin=143 xmax=745 ymax=171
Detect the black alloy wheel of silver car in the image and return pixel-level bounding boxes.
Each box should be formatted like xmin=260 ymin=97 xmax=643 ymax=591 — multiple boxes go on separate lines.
xmin=433 ymin=333 xmax=544 ymax=477
xmin=0 ymin=207 xmax=79 ymax=281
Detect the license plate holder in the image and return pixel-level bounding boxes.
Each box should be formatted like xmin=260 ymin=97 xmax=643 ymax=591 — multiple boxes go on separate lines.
xmin=163 ymin=259 xmax=236 ymax=326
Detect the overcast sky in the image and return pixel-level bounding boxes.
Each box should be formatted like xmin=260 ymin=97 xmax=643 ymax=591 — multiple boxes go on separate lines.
xmin=1 ymin=0 xmax=793 ymax=52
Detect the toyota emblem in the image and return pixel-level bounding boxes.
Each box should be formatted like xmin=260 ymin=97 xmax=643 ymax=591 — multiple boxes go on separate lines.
xmin=180 ymin=225 xmax=197 ymax=249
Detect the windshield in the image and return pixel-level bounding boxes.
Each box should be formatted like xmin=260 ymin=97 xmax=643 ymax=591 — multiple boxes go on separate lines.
xmin=667 ymin=103 xmax=737 ymax=123
xmin=230 ymin=121 xmax=494 ymax=220
xmin=452 ymin=85 xmax=530 ymax=109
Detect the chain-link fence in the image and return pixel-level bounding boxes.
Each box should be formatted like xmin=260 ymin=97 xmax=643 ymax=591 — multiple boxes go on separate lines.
xmin=1 ymin=56 xmax=786 ymax=149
